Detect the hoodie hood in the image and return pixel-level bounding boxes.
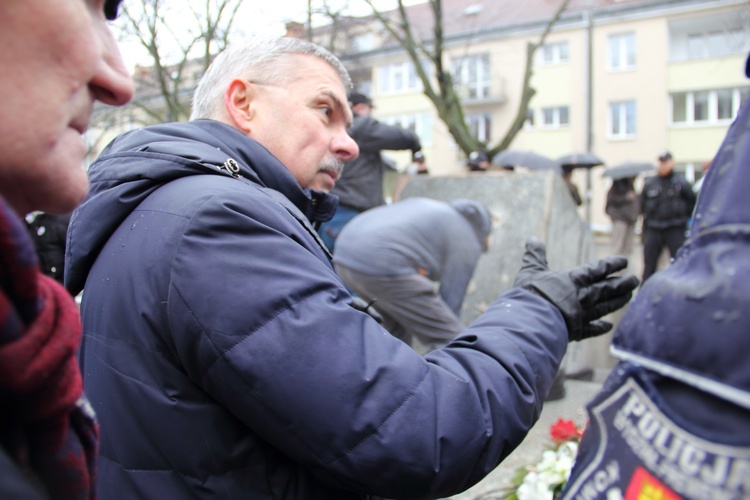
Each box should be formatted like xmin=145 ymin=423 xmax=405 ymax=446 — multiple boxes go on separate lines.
xmin=612 ymin=98 xmax=750 ymax=409
xmin=450 ymin=199 xmax=492 ymax=251
xmin=65 ymin=120 xmax=337 ymax=295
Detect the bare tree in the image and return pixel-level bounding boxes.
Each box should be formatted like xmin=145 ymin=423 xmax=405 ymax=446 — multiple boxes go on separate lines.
xmin=116 ymin=0 xmax=245 ymax=124
xmin=361 ymin=0 xmax=571 ymax=160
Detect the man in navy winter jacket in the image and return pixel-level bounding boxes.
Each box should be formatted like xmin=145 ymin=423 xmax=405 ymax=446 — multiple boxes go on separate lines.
xmin=66 ymin=36 xmax=637 ymax=499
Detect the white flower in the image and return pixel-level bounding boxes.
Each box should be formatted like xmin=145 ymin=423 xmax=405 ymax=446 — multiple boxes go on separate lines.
xmin=515 ymin=439 xmax=579 ymax=499
xmin=517 ymin=472 xmax=554 ymax=500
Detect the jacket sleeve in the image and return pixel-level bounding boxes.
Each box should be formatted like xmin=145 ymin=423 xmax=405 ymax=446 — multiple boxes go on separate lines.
xmin=168 ymin=191 xmax=567 ymax=499
xmin=351 ymin=116 xmax=422 ymax=154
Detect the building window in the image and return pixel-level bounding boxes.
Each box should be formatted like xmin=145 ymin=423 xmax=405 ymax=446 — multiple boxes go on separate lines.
xmin=382 ymin=113 xmax=433 ymax=146
xmin=467 ymin=113 xmax=492 ymax=142
xmin=608 ymin=33 xmax=636 ymax=71
xmin=452 ymin=53 xmax=490 ymax=99
xmin=671 ymin=87 xmax=749 ymax=125
xmin=687 ymin=29 xmax=746 ymax=59
xmin=378 ymin=61 xmax=422 ymax=94
xmin=541 ymin=106 xmax=569 ymax=128
xmin=608 ymin=100 xmax=636 ymax=138
xmin=539 ymin=41 xmax=569 ymax=65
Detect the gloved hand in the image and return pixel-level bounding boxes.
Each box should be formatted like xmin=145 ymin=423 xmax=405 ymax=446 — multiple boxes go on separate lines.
xmin=514 ymin=237 xmax=639 ymax=341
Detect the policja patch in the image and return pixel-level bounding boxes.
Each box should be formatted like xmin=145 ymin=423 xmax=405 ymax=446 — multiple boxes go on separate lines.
xmin=560 ymin=367 xmax=750 ymax=500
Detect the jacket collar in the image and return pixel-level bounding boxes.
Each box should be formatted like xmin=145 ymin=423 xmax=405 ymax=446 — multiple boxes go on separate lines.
xmin=188 ymin=120 xmax=338 ymax=224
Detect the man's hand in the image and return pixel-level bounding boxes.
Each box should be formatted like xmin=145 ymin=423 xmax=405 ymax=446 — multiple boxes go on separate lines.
xmin=514 ymin=237 xmax=639 ymax=341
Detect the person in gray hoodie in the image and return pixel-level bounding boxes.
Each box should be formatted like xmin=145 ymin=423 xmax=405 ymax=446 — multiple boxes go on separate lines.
xmin=333 ymin=197 xmax=491 ymax=353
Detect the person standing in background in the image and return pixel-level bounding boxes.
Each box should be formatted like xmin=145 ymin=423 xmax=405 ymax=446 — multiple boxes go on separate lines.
xmin=562 ymin=166 xmax=583 ymax=206
xmin=639 ymin=151 xmax=696 ymax=283
xmin=317 ymin=92 xmax=424 ymax=252
xmin=606 ymin=176 xmax=639 ymax=258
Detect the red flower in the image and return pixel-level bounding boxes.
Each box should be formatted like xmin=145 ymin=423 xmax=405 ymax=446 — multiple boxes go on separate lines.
xmin=550 ymin=418 xmax=582 ymax=443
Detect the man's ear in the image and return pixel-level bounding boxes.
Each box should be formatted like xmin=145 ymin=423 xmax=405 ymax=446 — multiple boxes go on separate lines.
xmin=224 ymin=79 xmax=255 ymax=133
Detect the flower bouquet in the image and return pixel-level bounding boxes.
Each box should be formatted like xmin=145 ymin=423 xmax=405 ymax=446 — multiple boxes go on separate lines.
xmin=503 ymin=418 xmax=585 ymax=500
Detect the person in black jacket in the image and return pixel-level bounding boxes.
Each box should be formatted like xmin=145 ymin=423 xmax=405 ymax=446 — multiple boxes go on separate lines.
xmin=317 ymin=92 xmax=425 ymax=252
xmin=639 ymin=151 xmax=696 ymax=283
xmin=25 ymin=212 xmax=71 ymax=284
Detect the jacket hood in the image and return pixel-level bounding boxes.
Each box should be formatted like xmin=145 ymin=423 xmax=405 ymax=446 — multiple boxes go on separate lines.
xmin=612 ymin=99 xmax=750 ymax=409
xmin=65 ymin=120 xmax=337 ymax=295
xmin=450 ymin=199 xmax=491 ymax=251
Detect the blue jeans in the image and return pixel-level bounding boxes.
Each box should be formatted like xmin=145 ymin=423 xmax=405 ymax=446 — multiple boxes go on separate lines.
xmin=317 ymin=204 xmax=361 ymax=253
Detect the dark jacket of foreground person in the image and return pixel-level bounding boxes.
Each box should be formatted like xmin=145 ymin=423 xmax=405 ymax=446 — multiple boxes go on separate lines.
xmin=66 ymin=120 xmax=566 ymax=499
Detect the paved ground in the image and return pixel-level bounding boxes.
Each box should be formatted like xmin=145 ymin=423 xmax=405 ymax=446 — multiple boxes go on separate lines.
xmin=447 ymin=380 xmax=604 ymax=500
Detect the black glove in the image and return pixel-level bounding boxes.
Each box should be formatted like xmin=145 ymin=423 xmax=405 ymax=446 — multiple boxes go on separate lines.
xmin=514 ymin=237 xmax=639 ymax=341
xmin=351 ymin=296 xmax=384 ymax=325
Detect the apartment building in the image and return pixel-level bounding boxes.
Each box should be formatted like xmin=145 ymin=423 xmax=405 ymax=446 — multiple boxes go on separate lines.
xmin=320 ymin=0 xmax=749 ymax=228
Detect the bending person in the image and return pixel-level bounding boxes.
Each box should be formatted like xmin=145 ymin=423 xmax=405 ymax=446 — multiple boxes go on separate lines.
xmin=334 ymin=197 xmax=491 ymax=353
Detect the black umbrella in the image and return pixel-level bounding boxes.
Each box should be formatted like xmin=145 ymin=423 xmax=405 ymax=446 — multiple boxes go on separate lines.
xmin=602 ymin=161 xmax=655 ymax=180
xmin=493 ymin=150 xmax=560 ymax=172
xmin=557 ymin=152 xmax=604 ymax=170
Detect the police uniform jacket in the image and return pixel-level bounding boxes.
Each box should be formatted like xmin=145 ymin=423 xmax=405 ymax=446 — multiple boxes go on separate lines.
xmin=562 ymin=101 xmax=750 ymax=500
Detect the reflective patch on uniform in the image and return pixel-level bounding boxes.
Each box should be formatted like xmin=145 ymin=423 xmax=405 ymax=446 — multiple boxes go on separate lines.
xmin=562 ymin=378 xmax=750 ymax=500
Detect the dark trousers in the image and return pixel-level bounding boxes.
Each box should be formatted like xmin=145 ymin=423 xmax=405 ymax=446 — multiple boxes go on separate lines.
xmin=641 ymin=226 xmax=687 ymax=283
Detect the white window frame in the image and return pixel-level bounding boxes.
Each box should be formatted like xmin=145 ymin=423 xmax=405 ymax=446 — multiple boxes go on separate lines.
xmin=467 ymin=113 xmax=492 ymax=142
xmin=378 ymin=61 xmax=422 ymax=95
xmin=540 ymin=106 xmax=570 ymax=128
xmin=670 ymin=88 xmax=749 ymax=125
xmin=608 ymin=33 xmax=636 ymax=71
xmin=608 ymin=100 xmax=637 ymax=139
xmin=451 ymin=53 xmax=491 ymax=99
xmin=538 ymin=41 xmax=570 ymax=66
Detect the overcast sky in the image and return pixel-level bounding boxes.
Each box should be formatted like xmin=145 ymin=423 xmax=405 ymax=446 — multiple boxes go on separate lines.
xmin=115 ymin=0 xmax=422 ymax=71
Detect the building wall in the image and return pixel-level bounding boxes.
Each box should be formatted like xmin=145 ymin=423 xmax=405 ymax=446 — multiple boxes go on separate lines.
xmin=355 ymin=0 xmax=750 ymax=230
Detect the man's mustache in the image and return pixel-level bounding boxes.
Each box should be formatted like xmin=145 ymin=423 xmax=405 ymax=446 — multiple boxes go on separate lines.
xmin=320 ymin=156 xmax=344 ymax=178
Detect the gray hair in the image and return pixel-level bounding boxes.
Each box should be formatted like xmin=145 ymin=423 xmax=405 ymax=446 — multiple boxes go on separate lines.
xmin=190 ymin=37 xmax=351 ymax=121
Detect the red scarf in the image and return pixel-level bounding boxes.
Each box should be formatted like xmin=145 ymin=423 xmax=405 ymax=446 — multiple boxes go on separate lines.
xmin=0 ymin=197 xmax=97 ymax=500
